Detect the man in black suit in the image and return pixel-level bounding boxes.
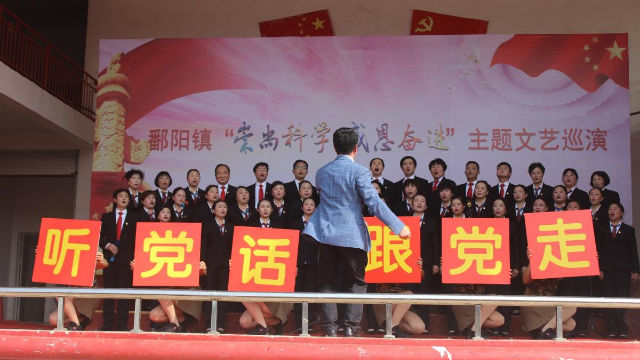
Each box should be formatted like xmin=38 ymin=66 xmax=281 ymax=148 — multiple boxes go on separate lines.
xmin=284 ymin=159 xmax=319 ymax=204
xmin=369 ymin=157 xmax=393 ymax=200
xmin=247 ymin=162 xmax=272 ymax=209
xmin=391 ymin=156 xmax=429 ymax=211
xmin=185 ymin=168 xmax=206 ymax=209
xmin=99 ymin=189 xmax=137 ymax=331
xmin=456 ymin=160 xmax=480 ymax=201
xmin=562 ymin=168 xmax=590 ymax=210
xmin=215 ymin=163 xmax=237 ymax=206
xmin=125 ymin=169 xmax=144 ymax=211
xmin=490 ymin=162 xmax=515 ymax=206
xmin=525 ymin=162 xmax=553 ymax=206
xmin=427 ymin=158 xmax=457 ymax=211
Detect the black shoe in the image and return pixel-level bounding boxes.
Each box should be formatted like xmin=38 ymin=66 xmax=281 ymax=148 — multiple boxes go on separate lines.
xmin=324 ymin=328 xmax=338 ymax=337
xmin=619 ymin=332 xmax=628 ymax=339
xmin=78 ymin=314 xmax=90 ymax=330
xmin=98 ymin=324 xmax=113 ymax=331
xmin=536 ymin=328 xmax=555 ymax=339
xmin=607 ymin=332 xmax=617 ymax=339
xmin=392 ymin=326 xmax=411 ymax=338
xmin=344 ymin=326 xmax=357 ymax=337
xmin=66 ymin=322 xmax=82 ymax=331
xmin=160 ymin=323 xmax=182 ymax=333
xmin=447 ymin=329 xmax=457 ymax=336
xmin=247 ymin=324 xmax=269 ymax=335
xmin=150 ymin=321 xmax=168 ymax=332
xmin=116 ymin=325 xmax=129 ymax=331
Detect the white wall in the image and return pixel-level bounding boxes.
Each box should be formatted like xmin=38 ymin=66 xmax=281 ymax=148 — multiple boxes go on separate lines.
xmin=84 ymin=0 xmax=640 ymax=224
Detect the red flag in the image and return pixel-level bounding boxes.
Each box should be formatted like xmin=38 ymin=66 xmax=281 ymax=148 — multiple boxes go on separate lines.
xmin=410 ymin=10 xmax=488 ymax=35
xmin=491 ymin=33 xmax=629 ymax=92
xmin=259 ymin=10 xmax=334 ymax=37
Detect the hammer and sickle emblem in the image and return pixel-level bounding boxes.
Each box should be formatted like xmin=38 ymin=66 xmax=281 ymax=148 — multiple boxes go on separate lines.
xmin=415 ymin=16 xmax=434 ymax=33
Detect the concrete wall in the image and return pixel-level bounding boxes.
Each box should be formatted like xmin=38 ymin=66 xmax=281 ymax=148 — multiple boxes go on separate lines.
xmin=84 ymin=0 xmax=640 ymax=223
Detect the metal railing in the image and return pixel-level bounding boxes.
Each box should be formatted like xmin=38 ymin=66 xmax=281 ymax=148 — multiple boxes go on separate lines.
xmin=0 ymin=5 xmax=96 ymax=120
xmin=2 ymin=287 xmax=640 ymax=340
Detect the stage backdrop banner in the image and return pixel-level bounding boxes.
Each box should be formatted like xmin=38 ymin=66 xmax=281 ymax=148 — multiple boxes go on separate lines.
xmin=365 ymin=216 xmax=421 ymax=283
xmin=228 ymin=226 xmax=299 ymax=292
xmin=441 ymin=217 xmax=511 ymax=285
xmin=132 ymin=222 xmax=202 ymax=287
xmin=92 ymin=34 xmax=631 ymax=222
xmin=524 ymin=210 xmax=599 ymax=280
xmin=32 ymin=218 xmax=101 ymax=287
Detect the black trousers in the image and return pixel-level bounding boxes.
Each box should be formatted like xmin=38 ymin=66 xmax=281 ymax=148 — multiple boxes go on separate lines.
xmin=206 ymin=266 xmax=229 ymax=327
xmin=317 ymin=243 xmax=368 ymax=332
xmin=293 ymin=265 xmax=318 ymax=327
xmin=102 ymin=263 xmax=132 ymax=329
xmin=602 ymin=271 xmax=631 ymax=334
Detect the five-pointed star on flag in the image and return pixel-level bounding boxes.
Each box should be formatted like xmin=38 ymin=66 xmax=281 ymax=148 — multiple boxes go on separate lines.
xmin=312 ymin=17 xmax=325 ymax=30
xmin=606 ymin=41 xmax=626 ymax=60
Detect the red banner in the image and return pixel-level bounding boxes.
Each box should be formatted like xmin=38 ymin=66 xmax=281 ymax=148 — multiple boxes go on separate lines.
xmin=228 ymin=226 xmax=299 ymax=292
xmin=132 ymin=222 xmax=202 ymax=287
xmin=259 ymin=9 xmax=334 ymax=37
xmin=32 ymin=218 xmax=101 ymax=286
xmin=365 ymin=216 xmax=421 ymax=283
xmin=441 ymin=218 xmax=511 ymax=284
xmin=524 ymin=210 xmax=599 ymax=280
xmin=410 ymin=10 xmax=488 ymax=35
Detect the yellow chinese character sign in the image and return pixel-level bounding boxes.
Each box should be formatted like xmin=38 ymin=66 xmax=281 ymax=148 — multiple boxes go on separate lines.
xmin=229 ymin=226 xmax=299 ymax=292
xmin=365 ymin=216 xmax=421 ymax=283
xmin=442 ymin=218 xmax=511 ymax=284
xmin=525 ymin=210 xmax=599 ymax=279
xmin=32 ymin=218 xmax=101 ymax=286
xmin=133 ymin=222 xmax=202 ymax=287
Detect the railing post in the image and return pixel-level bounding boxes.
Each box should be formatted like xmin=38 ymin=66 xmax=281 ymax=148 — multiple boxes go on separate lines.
xmin=555 ymin=306 xmax=564 ymax=340
xmin=208 ymin=300 xmax=219 ymax=335
xmin=473 ymin=304 xmax=482 ymax=339
xmin=384 ymin=303 xmax=394 ymax=338
xmin=300 ymin=302 xmax=310 ymax=337
xmin=56 ymin=296 xmax=64 ymax=331
xmin=131 ymin=298 xmax=141 ymax=333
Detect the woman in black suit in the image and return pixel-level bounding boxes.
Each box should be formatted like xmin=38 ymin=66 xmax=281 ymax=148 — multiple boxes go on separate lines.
xmin=551 ymin=185 xmax=568 ymax=212
xmin=469 ymin=180 xmax=492 ymax=218
xmin=201 ymin=200 xmax=233 ymax=332
xmin=136 ymin=190 xmax=157 ymax=222
xmin=588 ymin=187 xmax=609 ymax=227
xmin=192 ymin=185 xmax=219 ymax=224
xmin=227 ymin=186 xmax=258 ymax=226
xmin=169 ymin=187 xmax=192 ymax=222
xmin=598 ymin=202 xmax=639 ymax=338
xmin=590 ymin=171 xmax=620 ymax=206
xmin=153 ymin=171 xmax=173 ymax=213
xmin=269 ymin=181 xmax=289 ymax=225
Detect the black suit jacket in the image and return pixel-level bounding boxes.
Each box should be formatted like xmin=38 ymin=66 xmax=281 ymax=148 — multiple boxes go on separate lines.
xmin=490 ymin=183 xmax=515 ymax=207
xmin=193 ymin=201 xmax=216 ymax=224
xmin=153 ymin=189 xmax=173 ymax=213
xmin=201 ymin=221 xmax=233 ymax=268
xmin=284 ymin=180 xmax=319 ymax=205
xmin=218 ymin=184 xmax=237 ymax=206
xmin=169 ymin=205 xmax=193 ymax=222
xmin=372 ymin=177 xmax=393 ymax=202
xmin=598 ymin=223 xmax=639 ymax=273
xmin=127 ymin=191 xmax=141 ymax=212
xmin=391 ymin=176 xmax=429 ymax=213
xmin=247 ymin=182 xmax=273 ymax=209
xmin=456 ymin=181 xmax=478 ymax=201
xmin=568 ymin=187 xmax=590 ymax=209
xmin=99 ymin=210 xmax=137 ymax=266
xmin=419 ymin=216 xmax=440 ymax=266
xmin=525 ymin=183 xmax=554 ymax=206
xmin=591 ymin=205 xmax=609 ymax=227
xmin=427 ymin=177 xmax=457 ymax=213
xmin=227 ymin=204 xmax=258 ymax=226
xmin=184 ymin=187 xmax=206 ymax=209
xmin=602 ymin=188 xmax=621 ymax=206
xmin=135 ymin=208 xmax=156 ymax=222
xmin=468 ymin=199 xmax=492 ymax=218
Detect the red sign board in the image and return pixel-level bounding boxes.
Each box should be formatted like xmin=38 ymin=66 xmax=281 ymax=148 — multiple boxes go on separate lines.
xmin=524 ymin=210 xmax=599 ymax=279
xmin=441 ymin=218 xmax=511 ymax=284
xmin=365 ymin=216 xmax=421 ymax=283
xmin=228 ymin=226 xmax=299 ymax=292
xmin=32 ymin=218 xmax=101 ymax=286
xmin=133 ymin=222 xmax=202 ymax=287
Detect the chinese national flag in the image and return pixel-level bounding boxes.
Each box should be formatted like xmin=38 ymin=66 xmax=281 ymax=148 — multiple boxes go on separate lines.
xmin=410 ymin=10 xmax=488 ymax=35
xmin=491 ymin=33 xmax=629 ymax=92
xmin=524 ymin=210 xmax=599 ymax=280
xmin=259 ymin=9 xmax=334 ymax=37
xmin=32 ymin=218 xmax=101 ymax=287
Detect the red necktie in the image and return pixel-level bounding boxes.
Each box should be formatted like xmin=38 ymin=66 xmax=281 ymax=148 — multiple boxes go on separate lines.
xmin=612 ymin=224 xmax=619 ymax=238
xmin=258 ymin=184 xmax=264 ymax=202
xmin=116 ymin=211 xmax=123 ymax=240
xmin=500 ymin=184 xmax=505 ymax=198
xmin=219 ymin=224 xmax=225 ymax=235
xmin=440 ymin=206 xmax=446 ymax=218
xmin=432 ymin=179 xmax=439 ymax=192
xmin=534 ymin=187 xmax=540 ymax=198
xmin=262 ymin=223 xmax=268 ymax=228
xmin=220 ymin=185 xmax=226 ymax=201
xmin=466 ymin=183 xmax=473 ymax=199
xmin=162 ymin=192 xmax=167 ymax=203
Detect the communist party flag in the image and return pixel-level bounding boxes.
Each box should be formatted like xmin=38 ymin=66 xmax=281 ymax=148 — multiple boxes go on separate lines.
xmin=410 ymin=10 xmax=488 ymax=35
xmin=32 ymin=218 xmax=101 ymax=286
xmin=259 ymin=9 xmax=334 ymax=37
xmin=491 ymin=33 xmax=629 ymax=92
xmin=524 ymin=210 xmax=599 ymax=280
